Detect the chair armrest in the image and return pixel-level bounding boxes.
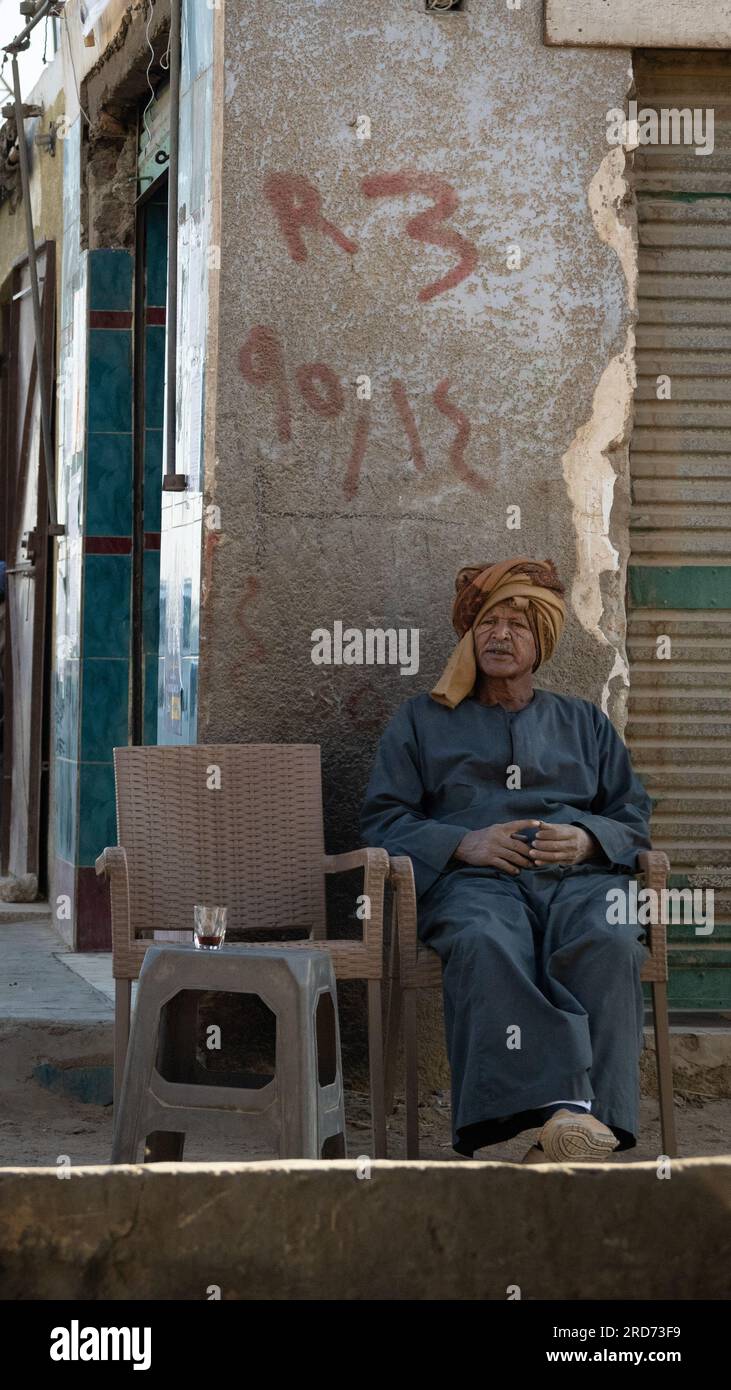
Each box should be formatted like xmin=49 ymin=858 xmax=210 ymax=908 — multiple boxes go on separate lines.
xmin=323 ymin=847 xmax=389 ymax=881
xmin=95 ymin=846 xmax=135 ymax=978
xmin=637 ymin=849 xmax=670 ymax=890
xmin=323 ymin=847 xmax=389 ymax=953
xmin=96 ymin=844 xmax=125 ymax=878
xmin=388 ymin=855 xmax=419 ymax=974
xmin=637 ymin=847 xmax=671 ymax=978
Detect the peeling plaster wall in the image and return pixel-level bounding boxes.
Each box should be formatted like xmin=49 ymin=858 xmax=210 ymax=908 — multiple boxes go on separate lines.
xmin=203 ymin=2 xmax=636 ymax=1074
xmin=562 ymin=143 xmax=638 ymax=720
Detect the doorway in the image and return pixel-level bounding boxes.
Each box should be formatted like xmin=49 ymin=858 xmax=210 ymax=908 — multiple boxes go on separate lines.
xmin=0 ymin=243 xmax=55 ymax=892
xmin=133 ymin=174 xmax=168 ymax=745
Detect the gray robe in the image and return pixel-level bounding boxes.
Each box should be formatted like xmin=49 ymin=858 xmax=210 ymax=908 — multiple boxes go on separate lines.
xmin=361 ymin=689 xmax=653 ymax=1155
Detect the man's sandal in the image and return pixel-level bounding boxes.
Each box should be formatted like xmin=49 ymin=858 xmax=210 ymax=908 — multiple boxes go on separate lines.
xmin=537 ymin=1108 xmax=619 ymax=1162
xmin=521 ymin=1143 xmax=551 ymax=1164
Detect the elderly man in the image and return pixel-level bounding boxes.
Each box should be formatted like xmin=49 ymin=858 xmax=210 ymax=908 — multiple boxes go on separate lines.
xmin=361 ymin=556 xmax=652 ymax=1163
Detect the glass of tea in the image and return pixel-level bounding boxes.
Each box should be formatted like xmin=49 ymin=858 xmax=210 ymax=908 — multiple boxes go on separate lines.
xmin=193 ymin=905 xmax=227 ymax=950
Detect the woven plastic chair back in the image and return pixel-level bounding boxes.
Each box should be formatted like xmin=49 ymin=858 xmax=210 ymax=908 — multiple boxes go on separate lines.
xmin=113 ymin=744 xmax=327 ymax=940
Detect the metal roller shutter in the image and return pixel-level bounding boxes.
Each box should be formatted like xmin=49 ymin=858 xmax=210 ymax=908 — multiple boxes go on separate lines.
xmin=628 ymin=51 xmax=731 ymax=1009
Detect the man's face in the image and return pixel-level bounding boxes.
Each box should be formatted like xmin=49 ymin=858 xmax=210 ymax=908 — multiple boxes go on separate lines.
xmin=474 ymin=601 xmax=537 ymax=680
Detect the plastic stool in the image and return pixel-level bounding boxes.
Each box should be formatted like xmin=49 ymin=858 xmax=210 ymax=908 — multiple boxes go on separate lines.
xmin=111 ymin=943 xmax=346 ymax=1162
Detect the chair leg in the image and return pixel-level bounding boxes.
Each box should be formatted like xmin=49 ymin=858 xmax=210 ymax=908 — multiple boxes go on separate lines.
xmin=114 ymin=978 xmax=132 ymax=1114
xmin=384 ymin=928 xmax=403 ymax=1114
xmin=367 ymin=979 xmax=387 ymax=1159
xmin=404 ymin=989 xmax=420 ymax=1160
xmin=651 ymin=979 xmax=678 ymax=1158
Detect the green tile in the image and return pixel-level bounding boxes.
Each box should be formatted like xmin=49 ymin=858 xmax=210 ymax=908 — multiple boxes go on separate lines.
xmin=143 ymin=550 xmax=161 ymax=655
xmin=86 ymin=434 xmax=133 ymax=536
xmin=78 ymin=762 xmax=117 ymax=867
xmin=88 ymin=330 xmax=132 ymax=433
xmin=144 ymin=325 xmax=166 ymax=428
xmin=83 ymin=553 xmax=131 ymax=658
xmin=145 ymin=201 xmax=168 ymax=307
xmin=89 ymin=249 xmax=132 ymax=311
xmin=144 ymin=428 xmax=163 ymax=532
xmin=80 ymin=659 xmax=129 ymax=762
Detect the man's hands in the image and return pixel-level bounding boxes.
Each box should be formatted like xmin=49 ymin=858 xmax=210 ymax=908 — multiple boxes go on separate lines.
xmin=528 ymin=823 xmax=597 ymax=866
xmin=454 ymin=820 xmax=599 ymax=874
xmin=454 ymin=820 xmax=540 ymax=874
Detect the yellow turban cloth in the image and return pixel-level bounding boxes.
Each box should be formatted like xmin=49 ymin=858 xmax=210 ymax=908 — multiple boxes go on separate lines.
xmin=430 ymin=556 xmax=567 ymax=710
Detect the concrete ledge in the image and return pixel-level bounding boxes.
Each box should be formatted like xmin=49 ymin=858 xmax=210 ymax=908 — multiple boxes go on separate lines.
xmin=0 ymin=903 xmax=52 ymax=924
xmin=2 ymin=1021 xmax=113 ymax=1081
xmin=1 ymin=1158 xmax=730 ymax=1300
xmin=641 ymin=1028 xmax=731 ymax=1100
xmin=545 ymin=0 xmax=731 ymax=49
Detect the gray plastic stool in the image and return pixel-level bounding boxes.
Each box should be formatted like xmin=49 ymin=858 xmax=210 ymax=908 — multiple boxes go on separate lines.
xmin=111 ymin=944 xmax=347 ymax=1163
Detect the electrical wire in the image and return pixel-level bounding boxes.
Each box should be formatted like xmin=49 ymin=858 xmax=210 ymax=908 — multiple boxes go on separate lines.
xmin=61 ymin=5 xmax=91 ymax=126
xmin=141 ymin=0 xmax=170 ymax=155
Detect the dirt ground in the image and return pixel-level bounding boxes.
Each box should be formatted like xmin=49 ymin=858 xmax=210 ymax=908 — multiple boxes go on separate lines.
xmin=2 ymin=1076 xmax=730 ymax=1167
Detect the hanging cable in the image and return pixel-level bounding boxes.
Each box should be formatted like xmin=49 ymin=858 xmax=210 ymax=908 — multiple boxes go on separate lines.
xmin=141 ymin=0 xmax=170 ymax=157
xmin=61 ymin=5 xmax=91 ymax=126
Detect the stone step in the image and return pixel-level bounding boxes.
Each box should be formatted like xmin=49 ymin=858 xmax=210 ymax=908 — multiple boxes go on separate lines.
xmin=0 ymin=902 xmax=52 ymax=925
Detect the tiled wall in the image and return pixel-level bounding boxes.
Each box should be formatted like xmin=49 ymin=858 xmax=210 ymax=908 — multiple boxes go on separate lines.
xmin=78 ymin=247 xmax=134 ymax=945
xmin=54 ymin=242 xmax=135 ymax=948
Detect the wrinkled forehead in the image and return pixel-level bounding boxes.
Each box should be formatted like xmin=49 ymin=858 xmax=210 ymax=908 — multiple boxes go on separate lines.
xmin=477 ymin=598 xmax=531 ymax=624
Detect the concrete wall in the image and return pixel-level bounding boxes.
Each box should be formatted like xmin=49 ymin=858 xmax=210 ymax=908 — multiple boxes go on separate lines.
xmin=203 ymin=3 xmax=636 ymax=867
xmin=0 ymin=65 xmax=64 ymax=277
xmin=205 ymin=0 xmax=636 ymax=800
xmin=1 ymin=1158 xmax=730 ymax=1299
xmin=546 ymin=0 xmax=731 ymax=48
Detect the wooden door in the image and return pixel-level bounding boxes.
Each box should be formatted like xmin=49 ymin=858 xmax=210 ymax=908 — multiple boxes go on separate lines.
xmin=0 ymin=242 xmax=55 ymax=883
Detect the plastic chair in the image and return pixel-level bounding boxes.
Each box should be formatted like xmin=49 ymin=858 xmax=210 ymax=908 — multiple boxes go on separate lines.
xmin=385 ymin=849 xmax=677 ymax=1158
xmin=96 ymin=744 xmax=389 ymax=1154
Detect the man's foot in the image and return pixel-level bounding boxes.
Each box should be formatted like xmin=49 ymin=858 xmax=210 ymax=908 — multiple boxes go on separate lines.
xmin=538 ymin=1108 xmax=619 ymax=1162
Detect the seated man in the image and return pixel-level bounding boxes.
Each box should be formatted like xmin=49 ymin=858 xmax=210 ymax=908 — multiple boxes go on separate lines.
xmin=361 ymin=556 xmax=652 ymax=1163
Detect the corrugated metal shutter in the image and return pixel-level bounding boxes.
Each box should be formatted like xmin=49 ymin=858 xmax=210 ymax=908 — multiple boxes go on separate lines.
xmin=628 ymin=51 xmax=731 ymax=1009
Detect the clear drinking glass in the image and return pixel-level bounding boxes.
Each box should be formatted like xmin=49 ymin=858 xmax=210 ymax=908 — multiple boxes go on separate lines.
xmin=193 ymin=905 xmax=227 ymax=950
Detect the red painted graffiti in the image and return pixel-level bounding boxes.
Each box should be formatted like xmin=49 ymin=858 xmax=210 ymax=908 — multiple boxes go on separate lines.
xmin=296 ymin=363 xmax=345 ymax=418
xmin=433 ymin=377 xmax=489 ymax=494
xmin=343 ymin=404 xmax=372 ymax=502
xmin=239 ymin=327 xmax=489 ymax=497
xmin=202 ymin=527 xmax=221 ymax=604
xmin=234 ymin=575 xmax=266 ymax=663
xmin=263 ymin=173 xmax=358 ymax=263
xmin=391 ymin=379 xmax=426 ymax=473
xmin=361 ymin=173 xmax=478 ymax=302
xmin=264 ymin=172 xmax=477 ymax=302
xmin=239 ymin=324 xmax=292 ymax=443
